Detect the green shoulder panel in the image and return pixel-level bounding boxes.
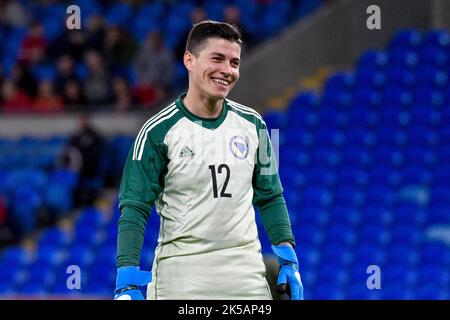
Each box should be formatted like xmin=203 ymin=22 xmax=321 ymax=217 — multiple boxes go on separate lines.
xmin=117 ymin=104 xmax=184 ymax=268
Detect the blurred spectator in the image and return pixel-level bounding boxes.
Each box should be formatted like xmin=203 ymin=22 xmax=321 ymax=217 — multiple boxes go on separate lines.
xmin=134 ymin=30 xmax=174 ymax=104
xmin=103 ymin=26 xmax=137 ymax=71
xmin=10 ymin=62 xmax=38 ymax=97
xmin=55 ymin=55 xmax=80 ymax=95
xmin=175 ymin=7 xmax=207 ymax=60
xmin=0 ymin=195 xmax=6 ymax=226
xmin=1 ymin=79 xmax=32 ymax=112
xmin=62 ymin=79 xmax=87 ymax=110
xmin=69 ymin=115 xmax=105 ymax=207
xmin=33 ymin=79 xmax=64 ymax=112
xmin=85 ymin=15 xmax=107 ymax=53
xmin=18 ymin=21 xmax=47 ymax=65
xmin=83 ymin=50 xmax=113 ymax=106
xmin=223 ymin=5 xmax=254 ymax=52
xmin=47 ymin=29 xmax=87 ymax=62
xmin=0 ymin=0 xmax=30 ymax=29
xmin=113 ymin=76 xmax=136 ymax=111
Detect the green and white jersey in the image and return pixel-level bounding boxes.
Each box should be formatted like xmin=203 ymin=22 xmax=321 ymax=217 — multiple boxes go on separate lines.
xmin=118 ymin=94 xmax=295 ymax=299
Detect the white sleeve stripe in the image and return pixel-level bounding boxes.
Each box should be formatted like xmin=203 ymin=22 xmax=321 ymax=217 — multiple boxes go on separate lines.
xmin=136 ymin=109 xmax=179 ymax=161
xmin=227 ymin=100 xmax=263 ymax=120
xmin=227 ymin=102 xmax=266 ymax=125
xmin=133 ymin=103 xmax=176 ymax=160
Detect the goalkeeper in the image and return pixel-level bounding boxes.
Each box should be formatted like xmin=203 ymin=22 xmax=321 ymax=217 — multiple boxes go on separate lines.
xmin=114 ymin=20 xmax=303 ymax=300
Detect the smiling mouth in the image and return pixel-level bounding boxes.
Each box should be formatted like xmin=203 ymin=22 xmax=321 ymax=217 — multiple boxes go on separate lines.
xmin=211 ymin=77 xmax=231 ymax=87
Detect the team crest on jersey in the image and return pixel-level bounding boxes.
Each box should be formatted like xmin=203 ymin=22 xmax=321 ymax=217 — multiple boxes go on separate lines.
xmin=229 ymin=135 xmax=249 ymax=160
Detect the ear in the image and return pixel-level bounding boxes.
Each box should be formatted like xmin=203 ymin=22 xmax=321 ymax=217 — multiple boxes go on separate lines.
xmin=183 ymin=51 xmax=195 ymax=72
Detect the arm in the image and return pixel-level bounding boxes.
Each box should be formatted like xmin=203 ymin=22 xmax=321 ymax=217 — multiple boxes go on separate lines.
xmin=252 ymin=122 xmax=303 ymax=300
xmin=115 ymin=135 xmax=168 ymax=300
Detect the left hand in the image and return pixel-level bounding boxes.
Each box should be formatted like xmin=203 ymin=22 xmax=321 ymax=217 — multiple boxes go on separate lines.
xmin=272 ymin=244 xmax=304 ymax=300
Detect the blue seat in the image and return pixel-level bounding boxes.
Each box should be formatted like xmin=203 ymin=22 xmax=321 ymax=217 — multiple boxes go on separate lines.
xmin=84 ymin=282 xmax=112 ymax=296
xmin=357 ymin=50 xmax=388 ymax=70
xmin=310 ymin=146 xmax=340 ymax=167
xmin=31 ymin=63 xmax=57 ymax=81
xmin=420 ymin=243 xmax=450 ymax=266
xmin=380 ymin=285 xmax=413 ymax=300
xmin=417 ymin=265 xmax=448 ymax=287
xmin=105 ymin=3 xmax=133 ymax=27
xmin=301 ymin=185 xmax=332 ymax=207
xmin=385 ymin=65 xmax=416 ymax=88
xmin=298 ymin=205 xmax=328 ymax=227
xmin=321 ymin=87 xmax=352 ymax=108
xmin=324 ymin=72 xmax=354 ymax=92
xmin=92 ymin=244 xmax=117 ymax=267
xmin=416 ymin=66 xmax=448 ymax=88
xmin=89 ymin=263 xmax=116 ymax=287
xmin=388 ymin=48 xmax=418 ymax=68
xmin=329 ymin=205 xmax=361 ymax=226
xmin=383 ymin=266 xmax=416 ymax=287
xmin=38 ymin=227 xmax=72 ymax=247
xmin=296 ymin=225 xmax=325 ymax=247
xmin=288 ymin=91 xmax=319 ymax=111
xmin=17 ymin=282 xmax=48 ymax=296
xmin=358 ymin=224 xmax=390 ymax=247
xmin=386 ymin=245 xmax=419 ymax=266
xmin=422 ymin=30 xmax=450 ymax=48
xmin=345 ymin=125 xmax=376 ymax=147
xmin=64 ymin=244 xmax=95 ymax=268
xmin=326 ymin=224 xmax=358 ymax=246
xmin=389 ymin=29 xmax=422 ymax=50
xmin=263 ymin=111 xmax=287 ymax=132
xmin=416 ymin=285 xmax=448 ymax=300
xmin=35 ymin=245 xmax=66 ymax=268
xmin=313 ymin=284 xmax=344 ymax=300
xmin=76 ymin=207 xmax=106 ymax=228
xmin=333 ymin=186 xmax=365 ymax=208
xmin=74 ymin=225 xmax=101 ymax=247
xmin=427 ymin=203 xmax=450 ymax=224
xmin=418 ymin=45 xmax=448 ymax=67
xmin=321 ymin=243 xmax=353 ymax=268
xmin=315 ymin=126 xmax=344 ymax=148
xmin=338 ymin=146 xmax=373 ymax=169
xmin=410 ymin=105 xmax=442 ymax=127
xmin=305 ymin=165 xmax=336 ymax=187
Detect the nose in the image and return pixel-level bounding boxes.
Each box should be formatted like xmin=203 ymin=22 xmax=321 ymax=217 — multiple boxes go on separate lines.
xmin=220 ymin=61 xmax=233 ymax=77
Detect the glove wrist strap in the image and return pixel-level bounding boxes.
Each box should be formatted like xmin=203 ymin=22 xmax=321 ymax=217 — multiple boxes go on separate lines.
xmin=115 ymin=285 xmax=139 ymax=295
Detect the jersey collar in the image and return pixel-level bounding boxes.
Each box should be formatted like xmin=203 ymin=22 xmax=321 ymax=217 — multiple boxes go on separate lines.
xmin=176 ymin=93 xmax=228 ymax=130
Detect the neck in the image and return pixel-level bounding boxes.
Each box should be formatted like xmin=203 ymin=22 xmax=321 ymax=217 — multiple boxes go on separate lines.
xmin=183 ymin=90 xmax=223 ymax=119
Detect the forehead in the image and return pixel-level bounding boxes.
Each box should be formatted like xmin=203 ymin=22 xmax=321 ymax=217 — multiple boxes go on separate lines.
xmin=198 ymin=38 xmax=241 ymax=58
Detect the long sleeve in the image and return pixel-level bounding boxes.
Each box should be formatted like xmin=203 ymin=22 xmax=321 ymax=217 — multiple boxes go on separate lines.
xmin=252 ymin=122 xmax=296 ymax=247
xmin=116 ymin=135 xmax=168 ymax=268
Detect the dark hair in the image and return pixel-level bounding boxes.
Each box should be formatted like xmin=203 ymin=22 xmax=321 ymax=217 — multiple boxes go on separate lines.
xmin=185 ymin=20 xmax=242 ymax=56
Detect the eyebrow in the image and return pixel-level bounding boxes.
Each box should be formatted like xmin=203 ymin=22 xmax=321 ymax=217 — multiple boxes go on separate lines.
xmin=210 ymin=52 xmax=240 ymax=62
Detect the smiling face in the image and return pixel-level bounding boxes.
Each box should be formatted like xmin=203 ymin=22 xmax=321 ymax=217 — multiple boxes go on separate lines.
xmin=184 ymin=37 xmax=241 ymax=102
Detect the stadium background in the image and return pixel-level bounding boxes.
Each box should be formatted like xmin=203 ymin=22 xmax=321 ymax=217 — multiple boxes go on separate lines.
xmin=0 ymin=0 xmax=449 ymax=300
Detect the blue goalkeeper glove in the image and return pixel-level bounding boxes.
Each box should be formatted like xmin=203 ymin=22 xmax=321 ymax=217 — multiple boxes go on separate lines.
xmin=272 ymin=244 xmax=304 ymax=300
xmin=114 ymin=266 xmax=152 ymax=300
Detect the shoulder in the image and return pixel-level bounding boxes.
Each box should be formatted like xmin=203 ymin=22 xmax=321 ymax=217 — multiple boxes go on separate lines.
xmin=226 ymin=98 xmax=267 ymax=128
xmin=132 ymin=101 xmax=183 ymax=160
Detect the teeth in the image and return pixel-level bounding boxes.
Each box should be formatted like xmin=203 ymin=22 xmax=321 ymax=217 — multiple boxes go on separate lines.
xmin=212 ymin=78 xmax=229 ymax=86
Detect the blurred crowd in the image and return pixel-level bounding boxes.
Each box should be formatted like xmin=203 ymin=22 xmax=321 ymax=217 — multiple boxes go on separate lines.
xmin=0 ymin=0 xmax=292 ymax=113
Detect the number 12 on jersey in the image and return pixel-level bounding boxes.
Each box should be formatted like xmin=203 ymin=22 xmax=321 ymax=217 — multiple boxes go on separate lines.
xmin=209 ymin=164 xmax=232 ymax=198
